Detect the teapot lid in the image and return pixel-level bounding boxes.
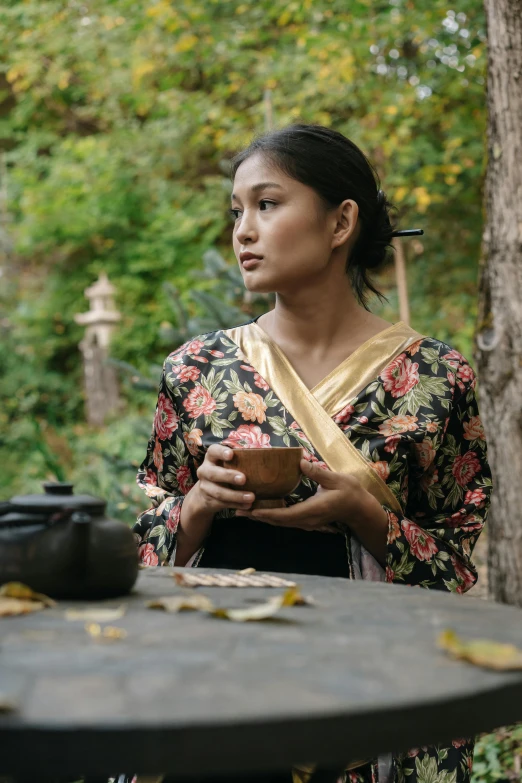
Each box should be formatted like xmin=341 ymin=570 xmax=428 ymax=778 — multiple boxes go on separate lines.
xmin=9 ymin=482 xmax=106 ymax=514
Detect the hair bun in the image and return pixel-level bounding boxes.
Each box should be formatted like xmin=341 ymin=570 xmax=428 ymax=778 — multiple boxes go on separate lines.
xmin=360 ymin=189 xmax=394 ymax=270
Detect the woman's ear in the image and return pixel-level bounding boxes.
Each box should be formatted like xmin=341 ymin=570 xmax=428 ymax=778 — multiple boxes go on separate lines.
xmin=331 ymin=199 xmax=359 ymax=249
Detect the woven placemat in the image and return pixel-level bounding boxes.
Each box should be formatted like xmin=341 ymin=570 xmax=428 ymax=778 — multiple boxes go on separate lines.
xmin=174 ymin=571 xmax=297 ymax=588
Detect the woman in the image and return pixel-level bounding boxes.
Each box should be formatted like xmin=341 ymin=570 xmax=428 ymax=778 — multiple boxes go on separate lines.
xmin=134 ymin=125 xmax=491 ymax=783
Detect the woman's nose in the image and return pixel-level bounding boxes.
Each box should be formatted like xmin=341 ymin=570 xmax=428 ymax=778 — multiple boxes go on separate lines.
xmin=235 ymin=212 xmax=258 ymax=244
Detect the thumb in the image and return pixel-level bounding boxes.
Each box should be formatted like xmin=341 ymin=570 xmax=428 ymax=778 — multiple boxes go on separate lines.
xmin=300 ymin=458 xmax=339 ymax=489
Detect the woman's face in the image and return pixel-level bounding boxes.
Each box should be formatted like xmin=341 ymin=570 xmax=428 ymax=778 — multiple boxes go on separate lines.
xmin=231 ymin=153 xmax=352 ymax=294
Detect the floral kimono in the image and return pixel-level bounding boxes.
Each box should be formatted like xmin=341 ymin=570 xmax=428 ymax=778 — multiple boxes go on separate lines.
xmin=134 ymin=318 xmax=491 ymax=783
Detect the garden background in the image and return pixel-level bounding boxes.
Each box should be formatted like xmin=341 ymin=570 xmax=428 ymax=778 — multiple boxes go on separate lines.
xmin=1 ymin=1 xmax=518 ymax=778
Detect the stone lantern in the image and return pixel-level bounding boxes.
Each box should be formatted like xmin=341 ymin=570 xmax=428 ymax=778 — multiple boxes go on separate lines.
xmin=75 ymin=273 xmax=122 ymax=426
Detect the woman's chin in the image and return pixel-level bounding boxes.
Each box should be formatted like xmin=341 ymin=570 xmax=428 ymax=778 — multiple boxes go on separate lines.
xmin=242 ymin=276 xmax=276 ymax=295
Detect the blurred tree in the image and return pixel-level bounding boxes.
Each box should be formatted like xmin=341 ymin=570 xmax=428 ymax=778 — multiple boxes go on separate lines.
xmin=476 ymin=0 xmax=522 ymax=607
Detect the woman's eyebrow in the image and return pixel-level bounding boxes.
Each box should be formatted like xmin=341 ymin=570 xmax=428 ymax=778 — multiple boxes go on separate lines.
xmin=231 ymin=182 xmax=284 ymax=201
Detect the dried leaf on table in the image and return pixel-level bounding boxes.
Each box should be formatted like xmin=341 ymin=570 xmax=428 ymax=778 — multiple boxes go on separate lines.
xmin=0 ymin=582 xmax=56 ymax=607
xmin=438 ymin=629 xmax=522 ymax=671
xmin=65 ymin=605 xmax=126 ymax=622
xmin=211 ymin=586 xmax=312 ymax=623
xmin=146 ymin=586 xmax=311 ymax=622
xmin=0 ymin=694 xmax=17 ymax=712
xmin=84 ymin=623 xmax=127 ymax=640
xmin=0 ymin=597 xmax=46 ymax=617
xmin=147 ymin=594 xmax=215 ymax=613
xmin=237 ymin=567 xmax=256 ymax=575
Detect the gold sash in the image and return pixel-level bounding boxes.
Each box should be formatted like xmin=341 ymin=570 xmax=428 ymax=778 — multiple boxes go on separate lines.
xmin=224 ymin=320 xmax=424 ymax=515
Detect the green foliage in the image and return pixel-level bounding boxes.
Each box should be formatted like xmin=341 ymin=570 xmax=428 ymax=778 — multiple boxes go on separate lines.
xmin=0 ymin=0 xmax=487 ymax=498
xmin=473 ymin=725 xmax=522 ymax=782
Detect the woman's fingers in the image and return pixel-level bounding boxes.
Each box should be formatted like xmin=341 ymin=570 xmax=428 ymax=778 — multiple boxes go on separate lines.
xmin=206 ymin=443 xmax=234 ymax=464
xmin=194 ymin=445 xmax=253 ymax=511
xmin=199 ymin=479 xmax=254 ymax=509
xmin=198 ymin=462 xmax=246 ymax=487
xmin=300 ymin=459 xmax=340 ymax=489
xmin=251 ymin=503 xmax=317 ymax=526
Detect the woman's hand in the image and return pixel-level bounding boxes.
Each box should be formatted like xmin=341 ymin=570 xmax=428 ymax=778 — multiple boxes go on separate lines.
xmin=237 ymin=458 xmax=390 ymax=564
xmin=175 ymin=445 xmax=254 ymax=566
xmin=192 ymin=444 xmax=255 ymax=514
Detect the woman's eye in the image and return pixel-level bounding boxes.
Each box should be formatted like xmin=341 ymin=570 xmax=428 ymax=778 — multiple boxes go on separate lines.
xmin=228 ymin=200 xmax=276 ymax=222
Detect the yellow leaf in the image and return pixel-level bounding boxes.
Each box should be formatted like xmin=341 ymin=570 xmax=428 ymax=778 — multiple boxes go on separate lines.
xmin=6 ymin=65 xmax=26 ymax=84
xmin=438 ymin=629 xmax=522 ymax=671
xmin=413 ymin=186 xmax=431 ymax=212
xmin=146 ymin=1 xmax=171 ymax=18
xmin=447 ymin=136 xmax=464 ymax=150
xmin=132 ymin=61 xmax=155 ymax=88
xmin=384 ymin=106 xmax=398 ymax=116
xmin=317 ymin=112 xmax=332 ymax=127
xmin=85 ymin=622 xmax=127 ymax=640
xmin=102 ymin=625 xmax=127 ymax=639
xmin=58 ymin=72 xmax=70 ymax=90
xmin=278 ymin=10 xmax=291 ymax=26
xmin=66 ymin=606 xmax=126 ymax=622
xmin=394 ymin=186 xmax=408 ymax=203
xmin=0 ymin=582 xmax=55 ymax=607
xmin=147 ymin=587 xmax=312 ymax=622
xmin=0 ymin=598 xmax=45 ymax=617
xmin=174 ymin=34 xmax=198 ymax=53
xmin=101 ymin=15 xmax=116 ymax=30
xmin=212 ymin=586 xmax=312 ymax=622
xmin=147 ymin=594 xmax=215 ymax=613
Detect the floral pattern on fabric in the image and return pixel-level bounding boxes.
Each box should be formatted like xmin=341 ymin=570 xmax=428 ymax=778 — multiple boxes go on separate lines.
xmin=134 ymin=327 xmax=490 ymax=783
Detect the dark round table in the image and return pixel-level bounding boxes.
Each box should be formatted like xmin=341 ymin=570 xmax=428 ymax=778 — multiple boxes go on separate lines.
xmin=1 ymin=567 xmax=522 ymax=780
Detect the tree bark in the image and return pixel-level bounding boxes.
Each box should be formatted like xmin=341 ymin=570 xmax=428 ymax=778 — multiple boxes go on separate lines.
xmin=476 ymin=0 xmax=522 ymax=605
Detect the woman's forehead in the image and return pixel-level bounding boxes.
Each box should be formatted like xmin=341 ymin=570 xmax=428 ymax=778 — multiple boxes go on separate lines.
xmin=232 ymin=155 xmax=302 ymax=198
xmin=234 ymin=154 xmax=281 ymax=182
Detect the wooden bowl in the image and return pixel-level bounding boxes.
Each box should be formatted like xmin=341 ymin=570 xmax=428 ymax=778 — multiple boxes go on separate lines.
xmin=228 ymin=447 xmax=303 ymax=509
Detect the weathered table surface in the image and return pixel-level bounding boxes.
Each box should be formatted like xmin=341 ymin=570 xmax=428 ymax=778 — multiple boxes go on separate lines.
xmin=1 ymin=567 xmax=522 ymax=779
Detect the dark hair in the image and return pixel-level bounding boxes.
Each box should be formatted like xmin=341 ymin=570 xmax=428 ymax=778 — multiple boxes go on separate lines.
xmin=230 ymin=124 xmax=396 ymax=308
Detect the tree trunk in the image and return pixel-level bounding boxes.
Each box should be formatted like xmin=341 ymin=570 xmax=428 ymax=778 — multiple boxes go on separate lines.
xmin=476 ymin=0 xmax=522 ymax=605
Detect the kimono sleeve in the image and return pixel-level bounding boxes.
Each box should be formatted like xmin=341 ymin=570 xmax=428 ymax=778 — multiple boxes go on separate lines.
xmin=134 ymin=355 xmax=197 ymax=567
xmin=384 ymin=373 xmax=492 ymax=593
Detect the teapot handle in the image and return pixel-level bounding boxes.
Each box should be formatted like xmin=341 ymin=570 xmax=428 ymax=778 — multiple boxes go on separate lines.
xmin=70 ymin=511 xmax=91 ymax=579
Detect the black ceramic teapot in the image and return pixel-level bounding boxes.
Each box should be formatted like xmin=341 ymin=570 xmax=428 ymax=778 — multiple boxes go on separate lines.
xmin=0 ymin=482 xmax=139 ymax=599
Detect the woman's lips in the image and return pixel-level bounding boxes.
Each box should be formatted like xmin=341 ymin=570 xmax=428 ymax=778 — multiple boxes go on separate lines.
xmin=241 ymin=257 xmax=262 ymax=270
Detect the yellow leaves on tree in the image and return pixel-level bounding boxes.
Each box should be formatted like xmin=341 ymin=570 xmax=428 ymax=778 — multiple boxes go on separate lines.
xmin=413 ymin=186 xmax=431 ymax=213
xmin=132 ymin=60 xmax=156 ymax=89
xmin=174 ymin=34 xmax=199 ymax=54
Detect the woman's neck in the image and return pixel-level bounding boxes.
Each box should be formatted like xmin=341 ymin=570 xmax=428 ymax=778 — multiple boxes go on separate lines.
xmin=257 ymin=280 xmax=391 ymax=359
